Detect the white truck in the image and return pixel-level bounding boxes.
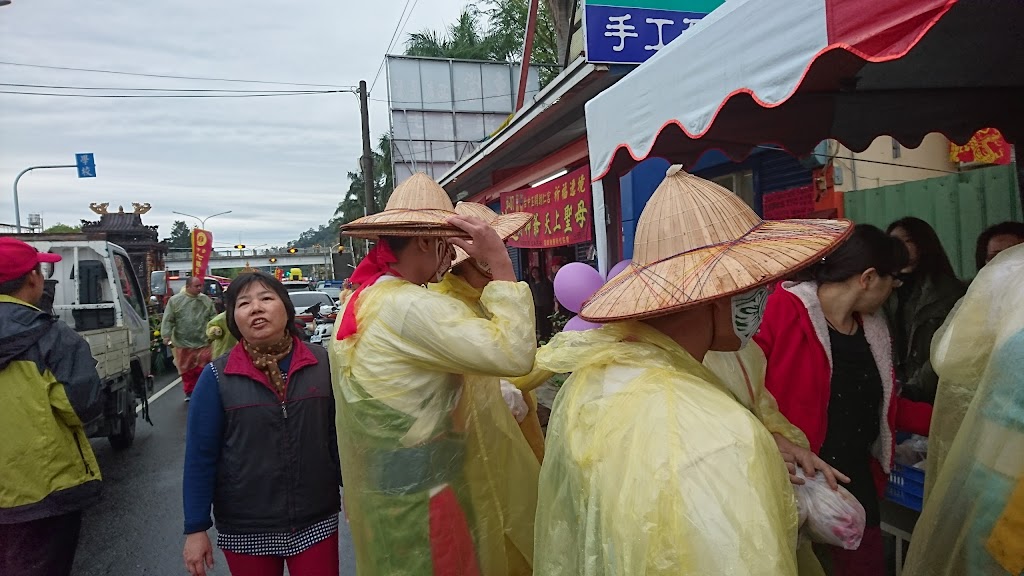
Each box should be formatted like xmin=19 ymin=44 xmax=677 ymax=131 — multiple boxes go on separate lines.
xmin=18 ymin=234 xmax=153 ymax=450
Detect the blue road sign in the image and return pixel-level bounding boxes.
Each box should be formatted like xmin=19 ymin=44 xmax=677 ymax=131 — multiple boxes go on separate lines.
xmin=76 ymin=153 xmax=96 ymax=178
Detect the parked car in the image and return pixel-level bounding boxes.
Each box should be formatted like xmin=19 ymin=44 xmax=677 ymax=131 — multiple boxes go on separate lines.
xmin=282 ymin=280 xmax=312 ymax=292
xmin=288 ymin=291 xmax=338 ymax=341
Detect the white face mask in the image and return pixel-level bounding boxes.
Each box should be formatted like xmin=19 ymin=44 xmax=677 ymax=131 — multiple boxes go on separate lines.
xmin=730 ymin=287 xmax=769 ymax=348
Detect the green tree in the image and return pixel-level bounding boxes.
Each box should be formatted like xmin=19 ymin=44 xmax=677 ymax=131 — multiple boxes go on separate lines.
xmin=164 ymin=220 xmax=192 ymax=250
xmin=483 ymin=0 xmax=559 ymax=83
xmin=43 ymin=223 xmax=81 ymax=233
xmin=405 ymin=6 xmax=492 ymax=60
xmin=404 ymin=1 xmax=560 ymax=84
xmin=335 ymin=134 xmax=395 ymax=224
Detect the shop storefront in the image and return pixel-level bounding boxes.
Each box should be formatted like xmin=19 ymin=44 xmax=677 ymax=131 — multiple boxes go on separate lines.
xmin=498 ymin=166 xmax=596 ymax=280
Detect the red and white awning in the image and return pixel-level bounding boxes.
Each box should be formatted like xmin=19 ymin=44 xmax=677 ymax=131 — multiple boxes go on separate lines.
xmin=586 ymin=0 xmax=1024 ymax=180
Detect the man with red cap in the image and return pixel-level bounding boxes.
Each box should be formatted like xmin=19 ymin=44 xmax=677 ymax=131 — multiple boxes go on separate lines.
xmin=0 ymin=237 xmax=104 ymax=576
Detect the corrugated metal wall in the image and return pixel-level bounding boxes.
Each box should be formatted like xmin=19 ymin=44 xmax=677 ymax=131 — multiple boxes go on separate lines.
xmin=844 ymin=165 xmax=1022 ymax=279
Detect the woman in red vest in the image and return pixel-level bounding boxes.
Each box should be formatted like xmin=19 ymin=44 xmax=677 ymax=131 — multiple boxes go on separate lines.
xmin=754 ymin=224 xmax=932 ymax=575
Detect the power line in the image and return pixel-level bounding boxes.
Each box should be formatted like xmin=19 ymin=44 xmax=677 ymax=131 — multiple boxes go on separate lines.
xmin=0 ymin=82 xmax=356 ymax=94
xmin=0 ymin=89 xmax=343 ymax=98
xmin=370 ymin=0 xmax=422 ymax=93
xmin=370 ymin=0 xmax=415 ymax=92
xmin=0 ymin=60 xmax=350 ymax=88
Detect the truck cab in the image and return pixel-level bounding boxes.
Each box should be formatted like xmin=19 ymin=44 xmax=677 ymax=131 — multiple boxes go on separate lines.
xmin=21 ymin=234 xmax=151 ymax=450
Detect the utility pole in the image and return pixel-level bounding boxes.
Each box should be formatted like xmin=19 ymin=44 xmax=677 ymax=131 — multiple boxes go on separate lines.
xmin=359 ymin=80 xmax=375 ymax=216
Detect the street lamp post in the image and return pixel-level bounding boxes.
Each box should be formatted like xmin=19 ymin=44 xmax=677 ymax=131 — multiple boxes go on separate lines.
xmin=171 ymin=210 xmax=232 ymax=229
xmin=13 ymin=164 xmax=77 ymax=232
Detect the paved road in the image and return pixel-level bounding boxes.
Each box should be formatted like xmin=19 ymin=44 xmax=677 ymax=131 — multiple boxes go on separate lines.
xmin=73 ymin=372 xmax=356 ymax=576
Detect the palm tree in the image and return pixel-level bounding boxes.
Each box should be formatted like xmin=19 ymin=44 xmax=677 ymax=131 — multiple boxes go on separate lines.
xmin=405 ymin=7 xmax=493 ymax=60
xmin=335 ymin=134 xmax=395 ymax=223
xmin=405 ymin=1 xmax=559 ymax=84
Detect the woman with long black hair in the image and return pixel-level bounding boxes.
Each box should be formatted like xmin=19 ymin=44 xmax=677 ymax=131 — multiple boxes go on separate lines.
xmin=886 ymin=217 xmax=965 ymax=404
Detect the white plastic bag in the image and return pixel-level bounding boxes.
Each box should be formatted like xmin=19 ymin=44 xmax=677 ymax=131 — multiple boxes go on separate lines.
xmin=793 ymin=469 xmax=866 ymax=550
xmin=499 ymin=379 xmax=528 ymax=423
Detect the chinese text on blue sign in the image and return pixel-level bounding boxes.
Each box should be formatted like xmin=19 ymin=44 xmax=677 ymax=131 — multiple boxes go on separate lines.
xmin=76 ymin=153 xmax=96 ymax=178
xmin=584 ymin=0 xmax=723 ymax=64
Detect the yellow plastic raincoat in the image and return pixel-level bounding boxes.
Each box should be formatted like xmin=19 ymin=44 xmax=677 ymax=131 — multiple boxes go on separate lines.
xmin=903 ymin=245 xmax=1024 ymax=576
xmin=532 ymin=320 xmax=800 ymax=576
xmin=432 ymin=272 xmax=546 ymax=462
xmin=205 ymin=312 xmax=237 ymax=359
xmin=330 ymin=276 xmax=537 ymax=576
xmin=428 ymin=271 xmax=541 ymax=573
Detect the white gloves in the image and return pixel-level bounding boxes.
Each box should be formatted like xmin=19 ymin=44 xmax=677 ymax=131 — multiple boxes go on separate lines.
xmin=499 ymin=379 xmax=528 ymax=423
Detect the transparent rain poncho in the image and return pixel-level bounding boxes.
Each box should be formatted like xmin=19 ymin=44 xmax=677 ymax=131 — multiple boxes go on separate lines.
xmin=903 ymin=244 xmax=1024 ymax=576
xmin=428 ymin=271 xmax=542 ymax=570
xmin=329 ymin=276 xmax=538 ymax=576
xmin=205 ymin=312 xmax=237 ymax=359
xmin=530 ymin=320 xmax=801 ymax=576
xmin=160 ymin=288 xmax=216 ymax=349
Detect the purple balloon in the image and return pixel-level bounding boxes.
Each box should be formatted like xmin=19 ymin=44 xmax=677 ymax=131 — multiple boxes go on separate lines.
xmin=554 ymin=262 xmax=604 ymax=313
xmin=562 ymin=315 xmax=602 ymax=332
xmin=606 ymin=259 xmax=632 ymax=282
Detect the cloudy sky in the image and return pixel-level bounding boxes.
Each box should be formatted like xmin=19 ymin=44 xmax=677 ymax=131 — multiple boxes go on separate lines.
xmin=0 ymin=0 xmax=465 ymax=246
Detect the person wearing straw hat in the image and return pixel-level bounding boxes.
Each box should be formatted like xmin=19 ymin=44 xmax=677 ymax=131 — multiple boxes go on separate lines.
xmin=529 ymin=166 xmax=852 ymax=576
xmin=433 ymin=201 xmax=547 ymax=463
xmin=426 ymin=200 xmax=541 ymax=574
xmin=331 ymin=173 xmax=538 ymax=576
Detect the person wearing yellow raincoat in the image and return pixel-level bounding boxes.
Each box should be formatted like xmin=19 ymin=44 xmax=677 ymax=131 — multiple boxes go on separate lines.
xmin=531 ymin=166 xmax=853 ymax=576
xmin=433 ymin=201 xmax=547 ymax=463
xmin=205 ymin=311 xmax=237 ymax=359
xmin=903 ymin=243 xmax=1024 ymax=576
xmin=331 ymin=173 xmax=537 ymax=576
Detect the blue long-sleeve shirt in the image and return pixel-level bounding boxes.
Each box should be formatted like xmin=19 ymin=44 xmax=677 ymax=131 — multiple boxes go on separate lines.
xmin=182 ymin=355 xmax=292 ymax=534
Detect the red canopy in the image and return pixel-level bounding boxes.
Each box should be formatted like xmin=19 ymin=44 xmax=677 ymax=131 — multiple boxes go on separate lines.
xmin=586 ymin=0 xmax=1024 ymax=179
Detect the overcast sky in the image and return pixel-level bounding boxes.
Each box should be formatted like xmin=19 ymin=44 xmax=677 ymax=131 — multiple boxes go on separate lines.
xmin=0 ymin=0 xmax=466 ymax=246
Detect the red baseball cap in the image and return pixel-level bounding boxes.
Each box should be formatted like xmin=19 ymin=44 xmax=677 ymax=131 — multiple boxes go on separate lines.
xmin=0 ymin=237 xmax=62 ymax=283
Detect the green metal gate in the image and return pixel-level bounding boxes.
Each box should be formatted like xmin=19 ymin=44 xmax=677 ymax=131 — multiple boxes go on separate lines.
xmin=844 ymin=165 xmax=1022 ymax=279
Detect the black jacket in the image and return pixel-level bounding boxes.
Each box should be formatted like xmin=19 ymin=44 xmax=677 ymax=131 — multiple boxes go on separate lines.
xmin=210 ymin=341 xmax=341 ymax=534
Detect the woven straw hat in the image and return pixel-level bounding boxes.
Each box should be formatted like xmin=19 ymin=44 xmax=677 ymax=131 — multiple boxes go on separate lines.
xmin=450 ymin=202 xmax=532 ymax=267
xmin=580 ymin=166 xmax=853 ymax=322
xmin=341 ymin=173 xmax=468 ymax=240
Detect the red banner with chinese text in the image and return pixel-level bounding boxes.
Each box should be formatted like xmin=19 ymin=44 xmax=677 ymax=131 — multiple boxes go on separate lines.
xmin=502 ymin=166 xmax=593 ymax=249
xmin=949 ymin=128 xmax=1012 ymax=165
xmin=191 ymin=229 xmax=213 ymax=279
xmin=762 ymin=185 xmax=816 ymax=220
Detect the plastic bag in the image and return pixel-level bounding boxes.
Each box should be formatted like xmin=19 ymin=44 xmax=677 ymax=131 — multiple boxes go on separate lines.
xmin=894 ymin=434 xmax=929 ymax=467
xmin=793 ymin=469 xmax=866 ymax=550
xmin=499 ymin=379 xmax=528 ymax=422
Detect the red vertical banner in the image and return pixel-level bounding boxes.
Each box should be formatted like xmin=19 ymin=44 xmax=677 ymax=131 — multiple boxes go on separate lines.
xmin=191 ymin=228 xmax=213 ymax=279
xmin=502 ymin=166 xmax=594 ymax=249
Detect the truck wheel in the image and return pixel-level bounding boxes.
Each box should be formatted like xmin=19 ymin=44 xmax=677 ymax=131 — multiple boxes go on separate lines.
xmin=109 ymin=393 xmax=137 ymax=451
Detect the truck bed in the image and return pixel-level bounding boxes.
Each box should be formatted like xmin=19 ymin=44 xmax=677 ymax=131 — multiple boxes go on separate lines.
xmin=82 ymin=328 xmax=131 ymax=381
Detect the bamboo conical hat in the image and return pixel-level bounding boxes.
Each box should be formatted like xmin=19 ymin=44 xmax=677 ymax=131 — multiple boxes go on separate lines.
xmin=340 ymin=173 xmax=467 ymax=239
xmin=579 ymin=166 xmax=853 ymax=322
xmin=450 ymin=202 xmax=532 ymax=267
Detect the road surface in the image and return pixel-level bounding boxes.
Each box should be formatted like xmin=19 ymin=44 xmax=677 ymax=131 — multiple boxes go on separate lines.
xmin=72 ymin=372 xmax=356 ymax=576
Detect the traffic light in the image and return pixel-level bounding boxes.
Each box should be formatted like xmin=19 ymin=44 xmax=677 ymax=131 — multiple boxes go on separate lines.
xmin=287 ymin=247 xmax=298 ymax=254
xmin=269 ymin=257 xmax=278 ymax=263
xmin=234 ymin=244 xmax=246 ymax=249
